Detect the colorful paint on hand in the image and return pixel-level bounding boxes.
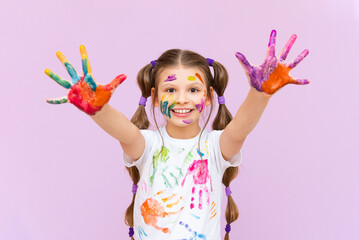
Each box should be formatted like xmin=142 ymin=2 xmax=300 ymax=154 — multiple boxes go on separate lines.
xmin=181 ymin=159 xmax=213 ymax=210
xmin=140 ymin=190 xmax=184 ymax=234
xmin=45 ymin=45 xmax=126 ymax=115
xmin=195 ymin=98 xmax=205 ymax=113
xmin=183 ymin=119 xmax=193 ymax=124
xmin=164 ymin=74 xmax=177 ymax=82
xmin=235 ymin=29 xmax=310 ymax=95
xmin=160 ymin=94 xmax=177 ymax=118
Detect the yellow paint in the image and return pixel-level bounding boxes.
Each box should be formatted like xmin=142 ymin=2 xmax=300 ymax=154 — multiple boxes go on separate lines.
xmin=188 ymin=76 xmax=196 ymax=81
xmin=80 ymin=45 xmax=92 ymax=74
xmin=56 ymin=51 xmax=68 ymax=65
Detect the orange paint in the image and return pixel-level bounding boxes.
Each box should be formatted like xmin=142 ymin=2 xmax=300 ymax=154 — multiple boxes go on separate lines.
xmin=203 ymin=89 xmax=206 ymax=97
xmin=195 ymin=73 xmax=204 ymax=84
xmin=262 ymin=63 xmax=295 ymax=94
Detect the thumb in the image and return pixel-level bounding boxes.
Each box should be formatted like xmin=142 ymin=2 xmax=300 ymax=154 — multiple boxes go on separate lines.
xmin=105 ymin=74 xmax=127 ymax=91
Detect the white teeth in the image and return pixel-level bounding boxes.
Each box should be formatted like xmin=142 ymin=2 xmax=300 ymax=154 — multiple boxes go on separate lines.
xmin=174 ymin=109 xmax=191 ymax=113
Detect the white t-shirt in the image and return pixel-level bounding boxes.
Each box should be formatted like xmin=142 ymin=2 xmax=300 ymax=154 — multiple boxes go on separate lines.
xmin=123 ymin=126 xmax=242 ymax=240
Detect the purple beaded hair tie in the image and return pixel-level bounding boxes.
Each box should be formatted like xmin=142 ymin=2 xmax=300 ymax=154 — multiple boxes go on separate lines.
xmin=151 ymin=60 xmax=156 ymax=67
xmin=129 ymin=227 xmax=134 ymax=237
xmin=218 ymin=96 xmax=225 ymax=105
xmin=139 ymin=96 xmax=147 ymax=107
xmin=206 ymin=58 xmax=214 ymax=66
xmin=132 ymin=184 xmax=138 ymax=194
xmin=225 ymin=186 xmax=232 ymax=196
xmin=225 ymin=224 xmax=231 ymax=233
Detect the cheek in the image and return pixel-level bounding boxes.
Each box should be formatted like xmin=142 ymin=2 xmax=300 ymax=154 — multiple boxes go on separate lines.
xmin=195 ymin=98 xmax=206 ymax=113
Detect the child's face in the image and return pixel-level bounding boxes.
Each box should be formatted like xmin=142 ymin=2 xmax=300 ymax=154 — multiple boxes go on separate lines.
xmin=152 ymin=66 xmax=212 ymax=127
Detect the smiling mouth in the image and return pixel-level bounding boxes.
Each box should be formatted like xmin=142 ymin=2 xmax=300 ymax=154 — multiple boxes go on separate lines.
xmin=171 ymin=109 xmax=194 ymax=114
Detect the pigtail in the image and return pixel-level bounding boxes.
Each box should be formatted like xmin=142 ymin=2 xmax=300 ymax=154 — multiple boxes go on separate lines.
xmin=211 ymin=60 xmax=240 ymax=240
xmin=124 ymin=63 xmax=154 ymax=239
xmin=211 ymin=61 xmax=233 ymax=130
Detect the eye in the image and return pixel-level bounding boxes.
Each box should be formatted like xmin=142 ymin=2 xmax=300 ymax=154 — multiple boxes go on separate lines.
xmin=166 ymin=88 xmax=175 ymax=93
xmin=189 ymin=88 xmax=199 ymax=93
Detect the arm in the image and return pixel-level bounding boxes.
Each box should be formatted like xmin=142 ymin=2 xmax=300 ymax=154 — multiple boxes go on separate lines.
xmin=220 ymin=30 xmax=309 ymax=161
xmin=220 ymin=88 xmax=270 ymax=161
xmin=91 ymin=104 xmax=145 ymax=160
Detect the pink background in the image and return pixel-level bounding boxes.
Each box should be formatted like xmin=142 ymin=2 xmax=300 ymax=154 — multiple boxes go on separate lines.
xmin=1 ymin=0 xmax=358 ymax=239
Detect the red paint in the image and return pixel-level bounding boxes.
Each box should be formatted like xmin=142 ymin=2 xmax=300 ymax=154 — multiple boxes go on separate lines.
xmin=195 ymin=73 xmax=204 ymax=84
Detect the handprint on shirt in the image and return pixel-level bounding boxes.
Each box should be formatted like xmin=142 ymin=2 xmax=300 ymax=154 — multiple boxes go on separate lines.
xmin=141 ymin=189 xmax=184 ymax=234
xmin=150 ymin=147 xmax=184 ymax=189
xmin=235 ymin=30 xmax=309 ymax=95
xmin=177 ymin=221 xmax=207 ymax=240
xmin=181 ymin=159 xmax=213 ymax=210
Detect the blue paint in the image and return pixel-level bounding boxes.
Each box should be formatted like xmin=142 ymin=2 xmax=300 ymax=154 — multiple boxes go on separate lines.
xmin=197 ymin=148 xmax=204 ymax=157
xmin=84 ymin=74 xmax=97 ymax=91
xmin=82 ymin=58 xmax=89 ymax=76
xmin=138 ymin=226 xmax=148 ymax=240
xmin=64 ymin=62 xmax=80 ymax=84
xmin=191 ymin=213 xmax=200 ymax=219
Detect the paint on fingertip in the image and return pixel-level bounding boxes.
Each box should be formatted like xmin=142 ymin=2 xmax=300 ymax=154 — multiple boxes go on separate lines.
xmin=164 ymin=74 xmax=177 ymax=82
xmin=195 ymin=73 xmax=204 ymax=84
xmin=188 ymin=76 xmax=196 ymax=81
xmin=183 ymin=119 xmax=193 ymax=124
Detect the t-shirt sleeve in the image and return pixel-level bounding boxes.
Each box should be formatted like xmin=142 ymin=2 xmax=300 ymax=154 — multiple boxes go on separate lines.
xmin=122 ymin=129 xmax=153 ymax=173
xmin=209 ymin=130 xmax=243 ymax=175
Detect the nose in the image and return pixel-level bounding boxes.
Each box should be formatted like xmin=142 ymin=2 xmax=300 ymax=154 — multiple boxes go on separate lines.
xmin=175 ymin=90 xmax=189 ymax=104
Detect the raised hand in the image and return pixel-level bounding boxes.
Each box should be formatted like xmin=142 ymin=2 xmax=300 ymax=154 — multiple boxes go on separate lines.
xmin=45 ymin=45 xmax=126 ymax=115
xmin=235 ymin=30 xmax=309 ymax=95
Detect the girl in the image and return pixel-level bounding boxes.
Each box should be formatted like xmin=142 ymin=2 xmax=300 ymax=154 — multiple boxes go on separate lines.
xmin=45 ymin=30 xmax=309 ymax=240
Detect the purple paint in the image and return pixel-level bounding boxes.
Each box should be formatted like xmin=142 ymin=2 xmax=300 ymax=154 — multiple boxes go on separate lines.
xmin=235 ymin=30 xmax=309 ymax=94
xmin=195 ymin=98 xmax=205 ymax=113
xmin=164 ymin=74 xmax=177 ymax=82
xmin=183 ymin=119 xmax=193 ymax=124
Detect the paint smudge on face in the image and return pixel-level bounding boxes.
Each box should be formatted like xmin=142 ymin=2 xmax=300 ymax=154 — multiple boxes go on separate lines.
xmin=188 ymin=76 xmax=196 ymax=81
xmin=164 ymin=74 xmax=177 ymax=82
xmin=203 ymin=89 xmax=206 ymax=98
xmin=195 ymin=73 xmax=204 ymax=84
xmin=160 ymin=94 xmax=176 ymax=118
xmin=183 ymin=119 xmax=193 ymax=124
xmin=141 ymin=190 xmax=184 ymax=234
xmin=195 ymin=98 xmax=205 ymax=113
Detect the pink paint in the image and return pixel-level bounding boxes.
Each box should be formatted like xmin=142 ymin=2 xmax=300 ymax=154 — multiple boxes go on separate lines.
xmin=182 ymin=119 xmax=193 ymax=124
xmin=195 ymin=98 xmax=205 ymax=113
xmin=164 ymin=74 xmax=177 ymax=82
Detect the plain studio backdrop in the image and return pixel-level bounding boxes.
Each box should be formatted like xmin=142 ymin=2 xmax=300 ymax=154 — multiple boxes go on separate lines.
xmin=1 ymin=0 xmax=358 ymax=239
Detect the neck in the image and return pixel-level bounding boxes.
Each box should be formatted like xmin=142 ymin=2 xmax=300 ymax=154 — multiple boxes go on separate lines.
xmin=165 ymin=121 xmax=201 ymax=139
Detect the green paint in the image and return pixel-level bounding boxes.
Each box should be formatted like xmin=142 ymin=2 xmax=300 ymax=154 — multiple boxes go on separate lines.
xmin=47 ymin=98 xmax=68 ymax=104
xmin=151 ymin=146 xmax=170 ymax=187
xmin=185 ymin=151 xmax=194 ymax=165
xmin=48 ymin=71 xmax=71 ymax=89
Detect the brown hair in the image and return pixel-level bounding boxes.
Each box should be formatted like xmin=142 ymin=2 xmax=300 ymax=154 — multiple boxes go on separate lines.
xmin=125 ymin=49 xmax=239 ymax=239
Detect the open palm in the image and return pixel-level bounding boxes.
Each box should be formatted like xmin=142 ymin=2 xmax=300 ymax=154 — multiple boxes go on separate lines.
xmin=45 ymin=45 xmax=126 ymax=115
xmin=235 ymin=30 xmax=309 ymax=95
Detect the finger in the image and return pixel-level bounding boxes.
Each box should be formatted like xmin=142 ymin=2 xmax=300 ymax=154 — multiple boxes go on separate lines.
xmin=44 ymin=69 xmax=72 ymax=89
xmin=235 ymin=52 xmax=252 ymax=74
xmin=266 ymin=30 xmax=277 ymax=58
xmin=290 ymin=78 xmax=310 ymax=85
xmin=279 ymin=34 xmax=297 ymax=61
xmin=104 ymin=74 xmax=127 ymax=91
xmin=84 ymin=74 xmax=97 ymax=91
xmin=288 ymin=49 xmax=309 ymax=69
xmin=56 ymin=51 xmax=81 ymax=84
xmin=46 ymin=96 xmax=68 ymax=104
xmin=80 ymin=45 xmax=92 ymax=76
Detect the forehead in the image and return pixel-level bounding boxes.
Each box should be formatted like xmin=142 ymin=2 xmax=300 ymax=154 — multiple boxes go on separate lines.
xmin=157 ymin=66 xmax=206 ymax=86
